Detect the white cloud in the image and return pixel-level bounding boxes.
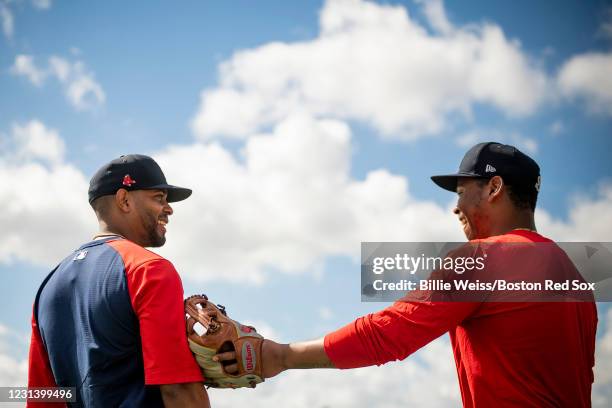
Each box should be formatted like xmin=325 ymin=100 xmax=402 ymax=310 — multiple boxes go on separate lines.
xmin=156 ymin=111 xmax=612 ymax=284
xmin=0 ymin=1 xmax=13 ymax=39
xmin=11 ymin=54 xmax=105 ymax=111
xmin=557 ymin=52 xmax=612 ymax=115
xmin=0 ymin=116 xmax=610 ymax=287
xmin=48 ymin=57 xmax=106 ymax=110
xmin=0 ymin=324 xmax=27 ymax=388
xmin=158 ymin=113 xmax=462 ymax=283
xmin=192 ymin=0 xmax=548 ymax=141
xmin=65 ymin=73 xmax=106 ymax=111
xmin=10 ymin=55 xmax=47 ymax=86
xmin=48 ymin=56 xmax=71 ymax=81
xmin=538 ymin=184 xmax=612 ymax=241
xmin=418 ymin=0 xmax=453 ymax=35
xmin=0 ymin=0 xmax=51 ymax=41
xmin=0 ymin=121 xmax=95 ymax=267
xmin=456 ymin=129 xmax=538 ymax=155
xmin=9 ymin=120 xmax=65 ymax=164
xmin=31 ymin=0 xmax=51 ymax=10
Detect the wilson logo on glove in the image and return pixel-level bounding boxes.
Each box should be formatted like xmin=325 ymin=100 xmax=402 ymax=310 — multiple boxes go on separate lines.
xmin=242 ymin=341 xmax=255 ymax=372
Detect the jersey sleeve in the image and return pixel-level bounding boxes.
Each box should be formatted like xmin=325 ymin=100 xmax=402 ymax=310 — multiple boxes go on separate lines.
xmin=324 ymin=300 xmax=480 ymax=369
xmin=125 ymin=259 xmax=204 ymax=385
xmin=27 ymin=311 xmax=66 ymax=408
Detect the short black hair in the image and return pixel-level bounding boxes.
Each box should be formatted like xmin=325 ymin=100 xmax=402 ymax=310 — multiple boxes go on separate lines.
xmin=506 ymin=184 xmax=538 ymax=212
xmin=475 ymin=178 xmax=538 ymax=212
xmin=90 ymin=195 xmax=113 ymax=219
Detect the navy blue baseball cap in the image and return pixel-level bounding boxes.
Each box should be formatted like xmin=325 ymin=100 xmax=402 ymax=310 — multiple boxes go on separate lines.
xmin=431 ymin=142 xmax=541 ymax=193
xmin=88 ymin=154 xmax=192 ymax=203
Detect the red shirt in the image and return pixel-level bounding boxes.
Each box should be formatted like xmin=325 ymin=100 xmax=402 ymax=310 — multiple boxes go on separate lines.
xmin=324 ymin=231 xmax=597 ymax=407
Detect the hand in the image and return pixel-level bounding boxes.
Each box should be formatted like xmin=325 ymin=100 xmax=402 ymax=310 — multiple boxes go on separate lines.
xmin=213 ymin=337 xmax=332 ymax=381
xmin=212 ymin=351 xmax=239 ymax=375
xmin=214 ymin=339 xmax=288 ymax=379
xmin=261 ymin=339 xmax=288 ymax=379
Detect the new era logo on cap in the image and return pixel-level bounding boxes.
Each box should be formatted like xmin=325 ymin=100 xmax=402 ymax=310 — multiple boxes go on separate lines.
xmin=485 ymin=164 xmax=496 ymax=173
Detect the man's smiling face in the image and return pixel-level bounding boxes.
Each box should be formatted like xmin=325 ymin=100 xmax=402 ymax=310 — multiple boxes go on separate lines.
xmin=131 ymin=189 xmax=173 ymax=247
xmin=453 ymin=178 xmax=491 ymax=240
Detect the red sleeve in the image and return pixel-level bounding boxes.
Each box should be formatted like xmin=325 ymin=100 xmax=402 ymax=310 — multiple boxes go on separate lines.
xmin=27 ymin=311 xmax=66 ymax=408
xmin=324 ymin=300 xmax=479 ymax=369
xmin=126 ymin=259 xmax=204 ymax=385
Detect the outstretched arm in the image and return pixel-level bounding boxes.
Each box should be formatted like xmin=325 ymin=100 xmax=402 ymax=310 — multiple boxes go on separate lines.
xmin=264 ymin=338 xmax=335 ymax=377
xmin=218 ymin=300 xmax=478 ymax=379
xmin=214 ymin=338 xmax=335 ymax=380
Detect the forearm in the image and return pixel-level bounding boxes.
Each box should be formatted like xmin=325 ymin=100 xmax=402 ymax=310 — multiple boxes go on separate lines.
xmin=160 ymin=382 xmax=210 ymax=408
xmin=284 ymin=338 xmax=335 ymax=369
xmin=262 ymin=338 xmax=336 ymax=378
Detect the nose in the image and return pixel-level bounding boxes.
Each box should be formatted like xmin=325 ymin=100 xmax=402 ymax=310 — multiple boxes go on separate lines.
xmin=453 ymin=207 xmax=460 ymax=215
xmin=164 ymin=202 xmax=173 ymax=216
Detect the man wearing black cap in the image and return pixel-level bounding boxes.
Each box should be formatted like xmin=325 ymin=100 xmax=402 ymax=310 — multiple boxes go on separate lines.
xmin=242 ymin=142 xmax=597 ymax=407
xmin=431 ymin=142 xmax=541 ymax=240
xmin=27 ymin=155 xmax=210 ymax=407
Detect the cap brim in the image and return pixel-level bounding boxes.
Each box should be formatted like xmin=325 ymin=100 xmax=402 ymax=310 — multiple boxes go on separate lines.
xmin=430 ymin=173 xmax=486 ymax=192
xmin=430 ymin=175 xmax=460 ymax=192
xmin=148 ymin=184 xmax=193 ymax=202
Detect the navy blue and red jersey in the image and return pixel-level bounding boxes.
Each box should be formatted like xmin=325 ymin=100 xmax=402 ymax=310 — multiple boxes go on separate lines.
xmin=27 ymin=236 xmax=203 ymax=407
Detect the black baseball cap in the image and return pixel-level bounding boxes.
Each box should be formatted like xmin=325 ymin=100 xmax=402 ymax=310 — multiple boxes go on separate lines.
xmin=88 ymin=154 xmax=192 ymax=203
xmin=431 ymin=142 xmax=541 ymax=193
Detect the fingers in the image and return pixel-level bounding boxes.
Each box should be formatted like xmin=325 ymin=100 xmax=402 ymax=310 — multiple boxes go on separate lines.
xmin=213 ymin=351 xmax=236 ymax=362
xmin=223 ymin=363 xmax=239 ymax=374
xmin=213 ymin=351 xmax=239 ymax=375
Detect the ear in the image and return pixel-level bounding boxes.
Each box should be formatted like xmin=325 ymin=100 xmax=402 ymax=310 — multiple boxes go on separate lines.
xmin=487 ymin=176 xmax=504 ymax=203
xmin=114 ymin=189 xmax=132 ymax=213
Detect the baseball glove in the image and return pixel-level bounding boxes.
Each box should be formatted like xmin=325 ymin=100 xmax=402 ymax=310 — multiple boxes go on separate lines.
xmin=185 ymin=294 xmax=264 ymax=388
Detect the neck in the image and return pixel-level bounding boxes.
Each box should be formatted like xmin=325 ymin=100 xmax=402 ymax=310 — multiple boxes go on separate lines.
xmin=96 ymin=220 xmax=131 ymax=241
xmin=488 ymin=210 xmax=536 ymax=237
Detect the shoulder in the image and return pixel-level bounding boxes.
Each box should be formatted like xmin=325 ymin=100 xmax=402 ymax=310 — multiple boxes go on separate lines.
xmin=471 ymin=230 xmax=553 ymax=244
xmin=106 ymin=239 xmax=175 ymax=273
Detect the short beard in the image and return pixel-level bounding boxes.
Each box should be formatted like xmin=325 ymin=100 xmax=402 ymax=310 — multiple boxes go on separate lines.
xmin=148 ymin=230 xmax=166 ymax=248
xmin=140 ymin=211 xmax=166 ymax=247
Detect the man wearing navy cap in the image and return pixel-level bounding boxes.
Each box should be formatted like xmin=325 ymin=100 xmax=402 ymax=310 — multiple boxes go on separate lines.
xmin=430 ymin=142 xmax=542 ymax=240
xmin=245 ymin=142 xmax=597 ymax=407
xmin=28 ymin=155 xmax=210 ymax=407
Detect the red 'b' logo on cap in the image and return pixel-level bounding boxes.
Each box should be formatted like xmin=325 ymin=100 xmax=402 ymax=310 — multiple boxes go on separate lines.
xmin=122 ymin=174 xmax=136 ymax=187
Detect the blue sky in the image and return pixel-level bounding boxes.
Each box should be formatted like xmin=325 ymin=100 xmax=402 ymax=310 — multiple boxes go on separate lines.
xmin=1 ymin=1 xmax=611 ymax=406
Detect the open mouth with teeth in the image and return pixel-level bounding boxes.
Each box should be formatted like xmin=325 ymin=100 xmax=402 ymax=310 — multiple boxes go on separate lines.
xmin=459 ymin=218 xmax=469 ymax=232
xmin=157 ymin=219 xmax=168 ymax=233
